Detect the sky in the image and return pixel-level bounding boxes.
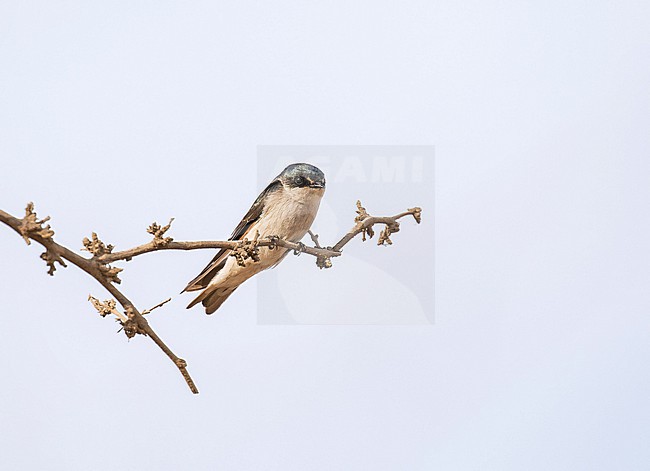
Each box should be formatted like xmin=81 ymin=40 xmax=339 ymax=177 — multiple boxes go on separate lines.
xmin=1 ymin=1 xmax=650 ymax=470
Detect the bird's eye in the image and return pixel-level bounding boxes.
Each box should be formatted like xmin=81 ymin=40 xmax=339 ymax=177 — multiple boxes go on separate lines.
xmin=294 ymin=176 xmax=306 ymax=186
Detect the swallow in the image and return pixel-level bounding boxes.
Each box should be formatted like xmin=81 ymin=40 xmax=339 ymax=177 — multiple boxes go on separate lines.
xmin=183 ymin=163 xmax=326 ymax=314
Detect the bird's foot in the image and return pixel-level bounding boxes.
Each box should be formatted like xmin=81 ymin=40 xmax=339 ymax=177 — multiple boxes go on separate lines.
xmin=293 ymin=242 xmax=306 ymax=256
xmin=268 ymin=235 xmax=280 ymax=250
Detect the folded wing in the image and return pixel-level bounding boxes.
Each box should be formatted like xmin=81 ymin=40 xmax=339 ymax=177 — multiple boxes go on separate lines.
xmin=182 ymin=179 xmax=282 ymax=293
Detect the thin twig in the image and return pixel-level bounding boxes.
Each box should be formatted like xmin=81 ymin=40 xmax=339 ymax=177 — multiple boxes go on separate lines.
xmin=142 ymin=298 xmax=172 ymax=315
xmin=307 ymin=229 xmax=322 ymax=249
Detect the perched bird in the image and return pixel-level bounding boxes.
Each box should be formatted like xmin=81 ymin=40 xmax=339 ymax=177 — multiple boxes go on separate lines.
xmin=183 ymin=163 xmax=326 ymax=314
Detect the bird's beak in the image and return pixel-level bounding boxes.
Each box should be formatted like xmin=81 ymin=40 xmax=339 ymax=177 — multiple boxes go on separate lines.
xmin=309 ymin=181 xmax=324 ymax=189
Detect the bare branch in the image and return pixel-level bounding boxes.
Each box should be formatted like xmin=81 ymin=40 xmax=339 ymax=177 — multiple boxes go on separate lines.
xmin=0 ymin=204 xmax=199 ymax=394
xmin=98 ymin=237 xmax=339 ymax=264
xmin=0 ymin=199 xmax=421 ymax=395
xmin=97 ymin=202 xmax=421 ymax=269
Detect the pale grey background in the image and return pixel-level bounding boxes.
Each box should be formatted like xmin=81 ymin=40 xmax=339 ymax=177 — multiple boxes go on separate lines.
xmin=1 ymin=1 xmax=649 ymax=470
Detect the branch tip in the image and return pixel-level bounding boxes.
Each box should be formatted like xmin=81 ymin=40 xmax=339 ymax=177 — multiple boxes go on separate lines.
xmin=408 ymin=207 xmax=422 ymax=224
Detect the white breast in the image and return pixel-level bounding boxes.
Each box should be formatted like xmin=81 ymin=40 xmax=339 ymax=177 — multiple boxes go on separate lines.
xmin=255 ymin=185 xmax=324 ymax=241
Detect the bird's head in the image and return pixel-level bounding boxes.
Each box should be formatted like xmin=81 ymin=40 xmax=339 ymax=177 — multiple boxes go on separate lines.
xmin=278 ymin=163 xmax=326 ymax=191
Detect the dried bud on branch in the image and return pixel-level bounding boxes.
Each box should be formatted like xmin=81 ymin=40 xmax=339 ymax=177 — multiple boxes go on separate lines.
xmin=316 ymin=254 xmax=333 ymax=269
xmin=355 ymin=200 xmax=375 ymax=241
xmin=231 ymin=231 xmax=261 ymax=266
xmin=81 ymin=232 xmax=123 ymax=282
xmin=19 ymin=202 xmax=54 ymax=245
xmin=377 ymin=221 xmax=401 ymax=246
xmin=88 ymin=295 xmax=127 ymax=322
xmin=98 ymin=264 xmax=123 ymax=284
xmin=82 ymin=232 xmax=114 ymax=257
xmin=147 ymin=218 xmax=174 ymax=247
xmin=121 ymin=307 xmax=148 ymax=338
xmin=40 ymin=250 xmax=67 ymax=275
